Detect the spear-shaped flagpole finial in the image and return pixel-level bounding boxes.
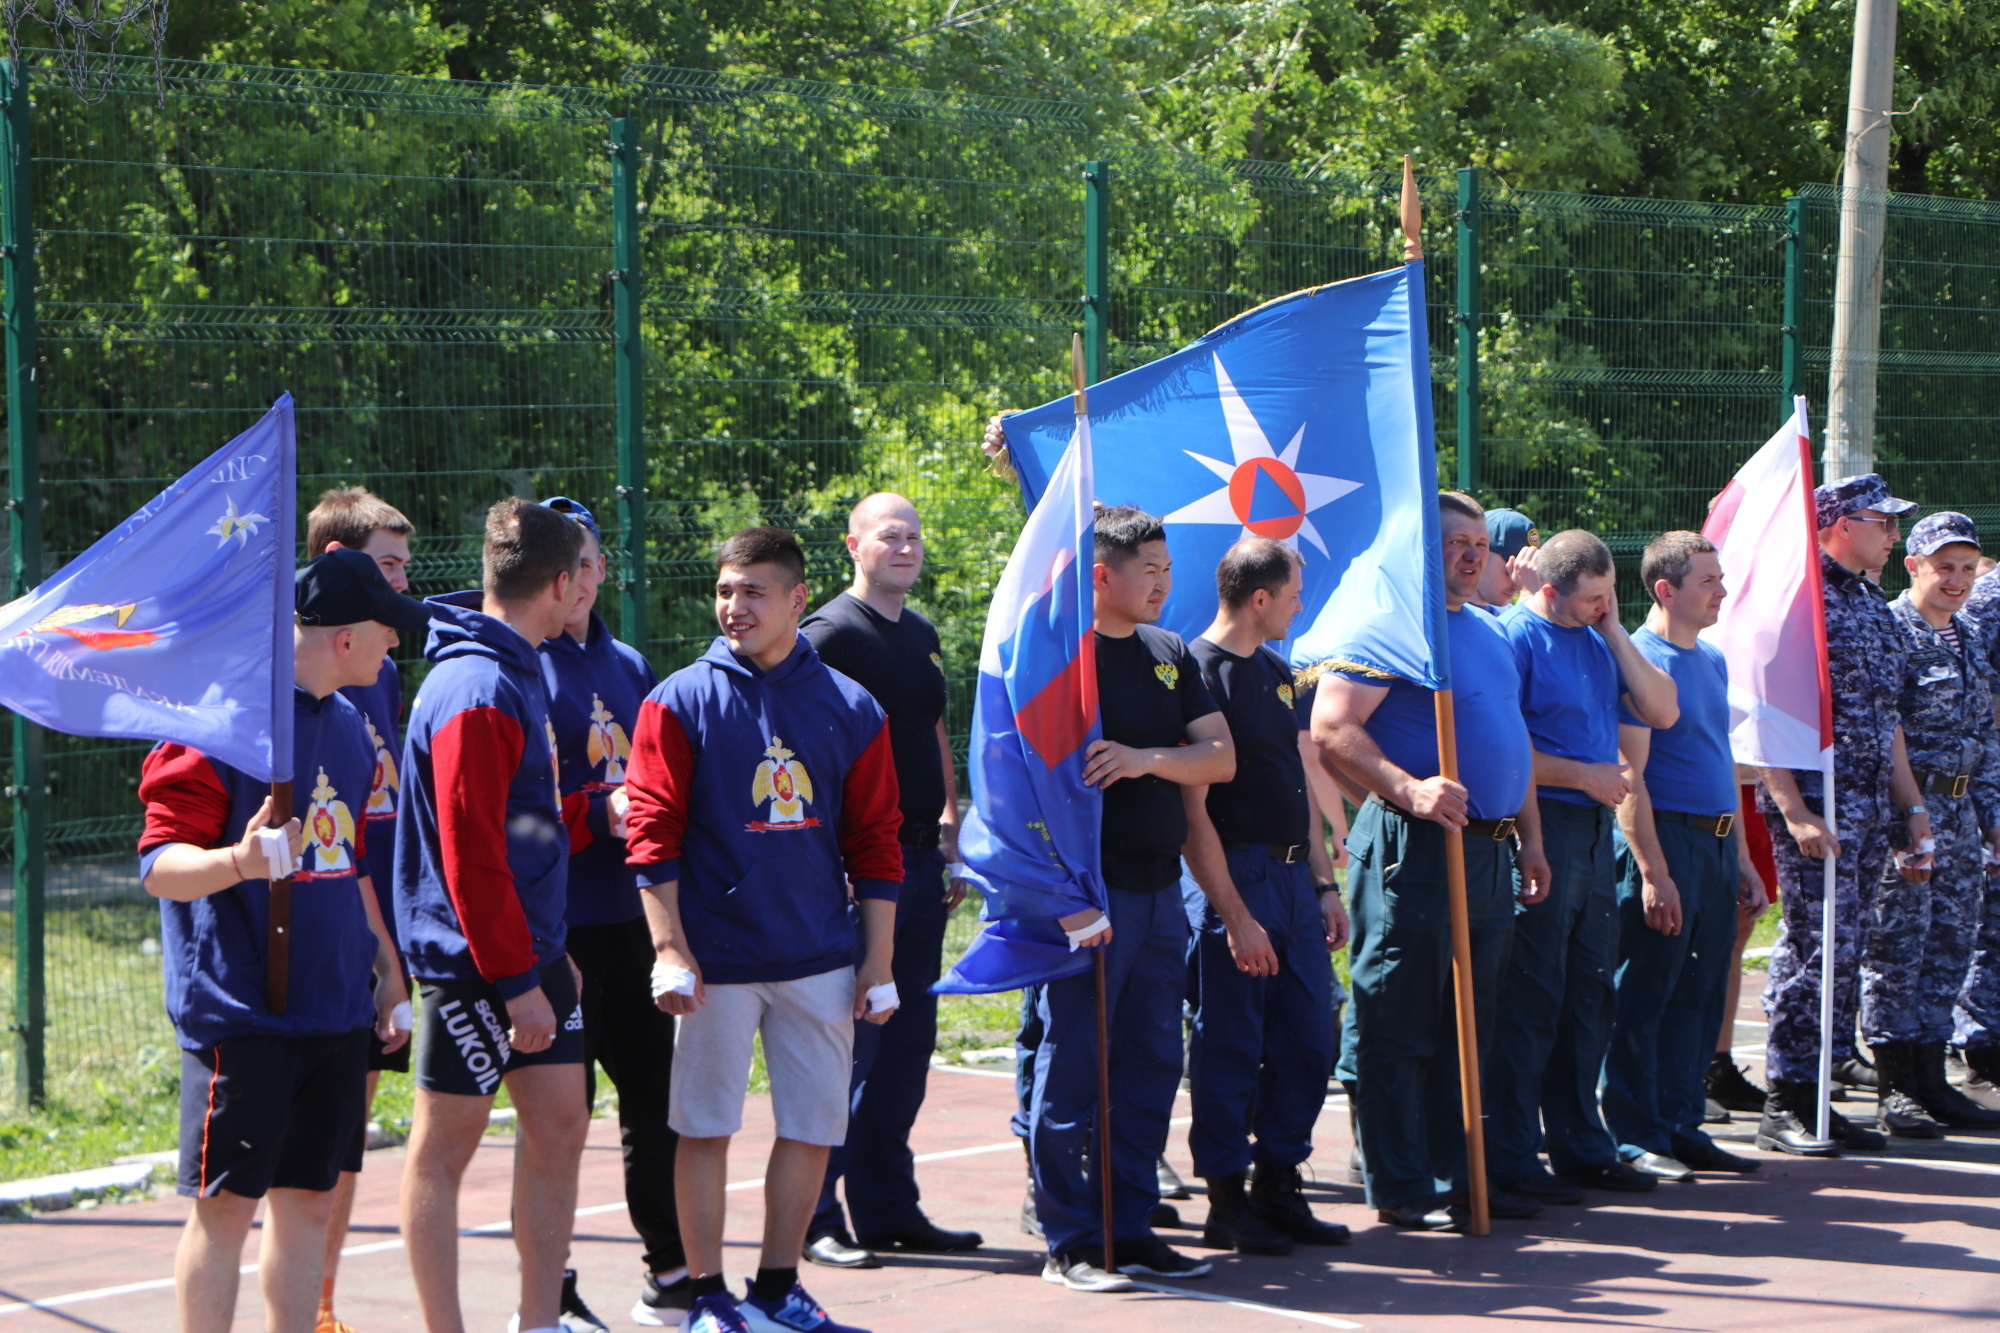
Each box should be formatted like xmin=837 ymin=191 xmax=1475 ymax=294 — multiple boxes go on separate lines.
xmin=1071 ymin=330 xmax=1088 ymax=415
xmin=1402 ymin=154 xmax=1424 ymax=262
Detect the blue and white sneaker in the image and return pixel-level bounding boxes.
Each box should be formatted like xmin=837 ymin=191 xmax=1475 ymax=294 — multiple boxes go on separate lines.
xmin=736 ymin=1282 xmax=869 ymax=1333
xmin=680 ymin=1292 xmax=749 ymax=1333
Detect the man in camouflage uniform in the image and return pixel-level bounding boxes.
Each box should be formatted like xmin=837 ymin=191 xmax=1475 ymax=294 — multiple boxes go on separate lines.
xmin=1867 ymin=513 xmax=2000 ymax=1135
xmin=1947 ymin=552 xmax=2000 ymax=1096
xmin=1754 ymin=473 xmax=1932 ymax=1156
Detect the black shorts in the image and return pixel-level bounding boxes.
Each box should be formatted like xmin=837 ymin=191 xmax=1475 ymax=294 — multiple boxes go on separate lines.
xmin=414 ymin=956 xmax=584 ymax=1097
xmin=178 ymin=1028 xmax=371 ymax=1199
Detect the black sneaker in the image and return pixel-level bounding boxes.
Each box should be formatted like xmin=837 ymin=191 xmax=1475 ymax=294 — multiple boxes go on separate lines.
xmin=1042 ymin=1249 xmax=1135 ymax=1293
xmin=630 ymin=1271 xmax=692 ymax=1328
xmin=557 ymin=1269 xmax=609 ymax=1333
xmin=1114 ymin=1236 xmax=1211 ymax=1280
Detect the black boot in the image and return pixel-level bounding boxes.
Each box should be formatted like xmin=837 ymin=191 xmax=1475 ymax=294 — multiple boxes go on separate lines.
xmin=1834 ymin=1052 xmax=1879 ymax=1091
xmin=1200 ymin=1171 xmax=1294 ymax=1255
xmin=1823 ymin=1095 xmax=1889 ymax=1151
xmin=1755 ymin=1079 xmax=1837 ymax=1156
xmin=1873 ymin=1041 xmax=1946 ymax=1140
xmin=1707 ymin=1053 xmax=1767 ymax=1114
xmin=1249 ymin=1162 xmax=1351 ymax=1246
xmin=1965 ymin=1042 xmax=2000 ymax=1090
xmin=1911 ymin=1039 xmax=2000 ymax=1128
xmin=1342 ymin=1079 xmax=1365 ymax=1185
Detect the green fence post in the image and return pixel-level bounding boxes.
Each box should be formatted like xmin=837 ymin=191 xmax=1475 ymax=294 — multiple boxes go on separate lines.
xmin=1782 ymin=194 xmax=1804 ymax=413
xmin=1455 ymin=168 xmax=1481 ymax=495
xmin=609 ymin=118 xmax=647 ymax=652
xmin=1083 ymin=160 xmax=1109 ymax=385
xmin=1 ymin=58 xmax=44 ymax=1110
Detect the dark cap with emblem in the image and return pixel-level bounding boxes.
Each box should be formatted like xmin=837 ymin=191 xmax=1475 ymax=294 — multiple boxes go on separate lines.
xmin=296 ymin=548 xmax=430 ymax=636
xmin=1485 ymin=508 xmax=1539 ymax=558
xmin=1813 ymin=472 xmax=1916 ymax=530
xmin=1907 ymin=511 xmax=1982 ymax=558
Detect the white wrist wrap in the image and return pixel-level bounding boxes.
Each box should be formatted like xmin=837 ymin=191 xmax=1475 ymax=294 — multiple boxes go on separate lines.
xmin=1064 ymin=914 xmax=1110 ymax=951
xmin=255 ymin=826 xmax=296 ymax=880
xmin=650 ymin=962 xmax=697 ymax=998
xmin=390 ymin=1001 xmax=413 ymax=1032
xmin=866 ymin=981 xmax=900 ymax=1014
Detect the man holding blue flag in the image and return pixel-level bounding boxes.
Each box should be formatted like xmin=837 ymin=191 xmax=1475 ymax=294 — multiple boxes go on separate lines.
xmin=1027 ymin=504 xmax=1235 ymax=1291
xmin=139 ymin=548 xmax=425 ymax=1333
xmin=1310 ymin=491 xmax=1551 ymax=1230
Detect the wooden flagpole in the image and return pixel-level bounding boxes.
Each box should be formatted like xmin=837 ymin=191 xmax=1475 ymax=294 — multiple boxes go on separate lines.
xmin=267 ymin=779 xmax=293 ymax=1013
xmin=1071 ymin=329 xmax=1117 ymax=1272
xmin=1405 ymin=155 xmax=1491 ymax=1236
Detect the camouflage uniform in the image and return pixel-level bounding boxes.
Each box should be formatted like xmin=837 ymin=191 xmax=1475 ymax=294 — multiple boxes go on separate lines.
xmin=1863 ymin=590 xmax=2000 ymax=1046
xmin=1952 ymin=569 xmax=2000 ymax=1057
xmin=1761 ymin=473 xmax=1915 ymax=1086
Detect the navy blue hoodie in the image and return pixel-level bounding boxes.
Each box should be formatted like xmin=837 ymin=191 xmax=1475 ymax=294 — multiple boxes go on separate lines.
xmin=540 ymin=610 xmax=658 ymax=927
xmin=138 ymin=688 xmax=379 ymax=1049
xmin=394 ymin=592 xmax=570 ymax=999
xmin=624 ymin=634 xmax=904 ymax=984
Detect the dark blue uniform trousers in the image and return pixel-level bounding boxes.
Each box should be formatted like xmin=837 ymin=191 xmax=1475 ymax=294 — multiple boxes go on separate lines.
xmin=1184 ymin=849 xmax=1335 ymax=1178
xmin=812 ymin=845 xmax=949 ymax=1240
xmin=1603 ymin=817 xmax=1739 ymax=1159
xmin=1343 ymin=800 xmax=1516 ymax=1210
xmin=1487 ymin=797 xmax=1621 ymax=1181
xmin=1029 ymin=885 xmax=1188 ymax=1257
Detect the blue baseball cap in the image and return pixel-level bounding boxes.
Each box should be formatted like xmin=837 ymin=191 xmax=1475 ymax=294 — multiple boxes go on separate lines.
xmin=542 ymin=495 xmax=600 ymax=539
xmin=1485 ymin=508 xmax=1539 ymax=558
xmin=1813 ymin=473 xmax=1915 ymax=529
xmin=296 ymin=548 xmax=430 ymax=636
xmin=1907 ymin=511 xmax=1982 ymax=557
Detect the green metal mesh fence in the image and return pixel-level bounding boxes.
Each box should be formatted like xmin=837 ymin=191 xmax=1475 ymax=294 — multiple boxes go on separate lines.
xmin=3 ymin=51 xmax=1998 ymax=1114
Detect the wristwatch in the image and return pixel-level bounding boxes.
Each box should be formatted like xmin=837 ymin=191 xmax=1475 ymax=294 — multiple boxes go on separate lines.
xmin=1314 ymin=881 xmax=1341 ymax=896
xmin=1904 ymin=803 xmax=1929 ymax=818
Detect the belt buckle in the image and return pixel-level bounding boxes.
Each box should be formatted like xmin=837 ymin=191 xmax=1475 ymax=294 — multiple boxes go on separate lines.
xmin=1714 ymin=812 xmax=1735 ymax=839
xmin=1953 ymin=774 xmax=1971 ymax=800
xmin=1282 ymin=844 xmax=1308 ymax=864
xmin=1490 ymin=817 xmax=1517 ymax=842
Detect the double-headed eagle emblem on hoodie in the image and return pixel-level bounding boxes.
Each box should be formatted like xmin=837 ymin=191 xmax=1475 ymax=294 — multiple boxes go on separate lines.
xmin=748 ymin=736 xmax=818 ymax=831
xmin=301 ymin=765 xmax=358 ymax=878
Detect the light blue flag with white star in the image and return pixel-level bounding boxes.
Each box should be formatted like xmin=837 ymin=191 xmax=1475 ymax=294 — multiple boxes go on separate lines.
xmin=0 ymin=396 xmax=297 ymax=780
xmin=1000 ymin=264 xmax=1448 ymax=688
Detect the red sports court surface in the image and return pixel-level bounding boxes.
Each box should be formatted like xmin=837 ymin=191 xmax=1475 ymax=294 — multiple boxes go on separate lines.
xmin=4 ymin=1004 xmax=1998 ymax=1331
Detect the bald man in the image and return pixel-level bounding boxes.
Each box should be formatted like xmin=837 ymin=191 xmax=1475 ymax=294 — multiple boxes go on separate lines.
xmin=799 ymin=494 xmax=983 ymax=1269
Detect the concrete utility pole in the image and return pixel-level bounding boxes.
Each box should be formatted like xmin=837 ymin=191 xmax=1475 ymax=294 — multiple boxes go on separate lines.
xmin=1823 ymin=0 xmax=1898 ymax=483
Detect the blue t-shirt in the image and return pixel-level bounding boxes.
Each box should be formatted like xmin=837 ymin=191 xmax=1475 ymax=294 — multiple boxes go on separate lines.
xmin=1333 ymin=606 xmax=1532 ymax=820
xmin=1619 ymin=627 xmax=1735 ymax=817
xmin=1499 ymin=602 xmax=1622 ymax=805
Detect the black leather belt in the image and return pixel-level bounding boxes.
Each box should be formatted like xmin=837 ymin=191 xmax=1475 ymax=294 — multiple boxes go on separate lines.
xmin=1920 ymin=771 xmax=1972 ymax=799
xmin=899 ymin=824 xmax=942 ymax=849
xmin=1223 ymin=842 xmax=1311 ymax=864
xmin=1655 ymin=808 xmax=1735 ymax=838
xmin=1373 ymin=795 xmax=1517 ymax=842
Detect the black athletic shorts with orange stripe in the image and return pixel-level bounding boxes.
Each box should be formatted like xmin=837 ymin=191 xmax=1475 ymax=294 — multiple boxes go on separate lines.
xmin=177 ymin=1029 xmax=370 ymax=1198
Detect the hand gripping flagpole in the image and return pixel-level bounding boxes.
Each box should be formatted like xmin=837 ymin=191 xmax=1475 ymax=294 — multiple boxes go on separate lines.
xmin=1406 ymin=154 xmax=1491 ymax=1237
xmin=1071 ymin=329 xmax=1118 ymax=1275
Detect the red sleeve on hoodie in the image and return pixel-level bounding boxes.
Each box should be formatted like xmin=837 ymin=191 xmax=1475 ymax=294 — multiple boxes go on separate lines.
xmin=138 ymin=745 xmax=232 ymax=854
xmin=624 ymin=698 xmax=693 ymax=880
xmin=560 ymin=790 xmax=594 ymax=855
xmin=839 ymin=721 xmax=905 ymax=899
xmin=431 ymin=706 xmax=537 ymax=985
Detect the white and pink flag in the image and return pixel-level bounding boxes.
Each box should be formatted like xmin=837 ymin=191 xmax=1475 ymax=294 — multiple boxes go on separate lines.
xmin=1700 ymin=397 xmax=1834 ymax=771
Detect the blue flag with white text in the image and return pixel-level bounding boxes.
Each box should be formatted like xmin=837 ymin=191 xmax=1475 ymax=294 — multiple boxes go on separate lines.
xmin=1001 ymin=264 xmax=1448 ymax=687
xmin=935 ymin=416 xmax=1105 ymax=995
xmin=0 ymin=396 xmax=297 ymax=781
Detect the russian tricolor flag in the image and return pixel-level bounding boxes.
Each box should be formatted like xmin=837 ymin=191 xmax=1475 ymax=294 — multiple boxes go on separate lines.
xmin=1701 ymin=397 xmax=1834 ymax=771
xmin=935 ymin=414 xmax=1106 ymax=995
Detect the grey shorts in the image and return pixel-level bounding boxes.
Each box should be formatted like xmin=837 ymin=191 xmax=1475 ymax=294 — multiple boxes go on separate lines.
xmin=669 ymin=967 xmax=854 ymax=1145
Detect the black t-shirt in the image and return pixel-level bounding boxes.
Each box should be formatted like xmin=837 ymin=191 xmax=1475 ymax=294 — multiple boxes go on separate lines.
xmin=801 ymin=592 xmax=947 ymax=830
xmin=1190 ymin=638 xmax=1310 ymax=845
xmin=1096 ymin=624 xmax=1218 ymax=888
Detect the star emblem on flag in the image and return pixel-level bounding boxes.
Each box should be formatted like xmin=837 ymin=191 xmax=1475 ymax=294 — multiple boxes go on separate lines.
xmin=208 ymin=496 xmax=269 ymax=547
xmin=1160 ymin=354 xmax=1363 ymax=556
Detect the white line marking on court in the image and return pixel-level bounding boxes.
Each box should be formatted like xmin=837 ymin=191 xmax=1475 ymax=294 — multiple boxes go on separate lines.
xmin=1126 ymin=1279 xmax=1365 ymax=1329
xmin=2 ymin=1129 xmax=1197 ymax=1318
